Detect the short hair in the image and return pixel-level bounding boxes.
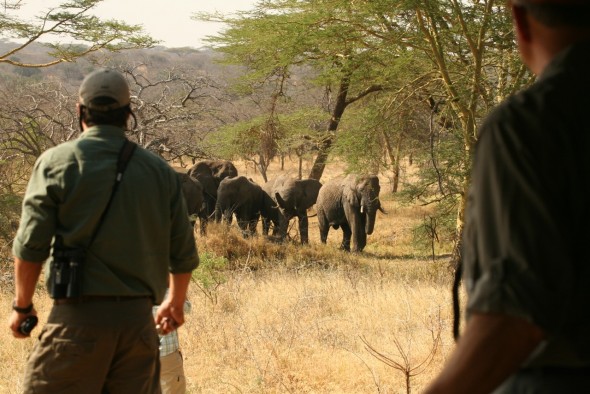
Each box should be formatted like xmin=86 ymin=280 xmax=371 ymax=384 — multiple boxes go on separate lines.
xmin=80 ymin=96 xmax=130 ymax=128
xmin=512 ymin=0 xmax=590 ymax=27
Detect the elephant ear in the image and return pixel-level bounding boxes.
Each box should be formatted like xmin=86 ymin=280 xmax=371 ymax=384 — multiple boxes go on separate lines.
xmin=342 ymin=179 xmax=360 ymax=208
xmin=298 ymin=179 xmax=322 ymax=210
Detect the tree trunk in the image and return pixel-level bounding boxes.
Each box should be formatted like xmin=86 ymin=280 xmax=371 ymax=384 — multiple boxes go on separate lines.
xmin=392 ymin=134 xmax=403 ymax=193
xmin=308 ymin=75 xmax=351 ymax=180
xmin=450 ymin=164 xmax=470 ymax=269
xmin=381 ymin=124 xmax=404 ymax=193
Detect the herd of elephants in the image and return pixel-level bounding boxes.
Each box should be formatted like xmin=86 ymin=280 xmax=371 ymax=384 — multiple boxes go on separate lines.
xmin=176 ymin=160 xmax=384 ymax=252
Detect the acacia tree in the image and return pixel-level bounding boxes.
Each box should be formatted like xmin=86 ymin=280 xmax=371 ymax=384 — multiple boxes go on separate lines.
xmin=389 ymin=0 xmax=531 ymax=261
xmin=0 ymin=0 xmax=156 ymax=68
xmin=196 ymin=0 xmax=391 ymax=180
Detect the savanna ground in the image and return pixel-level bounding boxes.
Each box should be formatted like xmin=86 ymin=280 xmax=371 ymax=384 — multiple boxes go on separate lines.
xmin=0 ymin=158 xmax=462 ymax=393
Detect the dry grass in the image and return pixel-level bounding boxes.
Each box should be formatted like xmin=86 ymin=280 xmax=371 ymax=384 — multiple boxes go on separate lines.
xmin=0 ymin=158 xmax=461 ymax=393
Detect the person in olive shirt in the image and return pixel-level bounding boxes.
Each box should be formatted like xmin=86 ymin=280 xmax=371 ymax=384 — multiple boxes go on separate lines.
xmin=8 ymin=68 xmax=199 ymax=394
xmin=426 ymin=0 xmax=590 ymax=393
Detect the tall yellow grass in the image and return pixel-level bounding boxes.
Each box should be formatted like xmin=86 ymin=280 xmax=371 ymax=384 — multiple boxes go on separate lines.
xmin=0 ymin=158 xmax=461 ymax=393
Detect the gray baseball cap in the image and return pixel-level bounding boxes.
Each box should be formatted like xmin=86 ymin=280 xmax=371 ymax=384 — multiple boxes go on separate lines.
xmin=78 ymin=68 xmax=130 ymax=111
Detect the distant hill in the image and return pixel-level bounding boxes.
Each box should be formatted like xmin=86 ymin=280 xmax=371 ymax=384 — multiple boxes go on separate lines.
xmin=0 ymin=39 xmax=239 ymax=84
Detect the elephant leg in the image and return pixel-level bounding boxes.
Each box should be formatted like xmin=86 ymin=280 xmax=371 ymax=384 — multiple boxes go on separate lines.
xmin=318 ymin=212 xmax=329 ymax=244
xmin=340 ymin=222 xmax=352 ymax=252
xmin=355 ymin=214 xmax=367 ymax=252
xmin=236 ymin=216 xmax=249 ymax=237
xmin=298 ymin=215 xmax=309 ymax=244
xmin=248 ymin=218 xmax=258 ymax=236
xmin=214 ymin=203 xmax=222 ymax=223
xmin=199 ymin=214 xmax=208 ymax=236
xmin=357 ymin=229 xmax=367 ymax=252
xmin=222 ymin=207 xmax=233 ymax=225
xmin=278 ymin=214 xmax=289 ymax=241
xmin=262 ymin=217 xmax=270 ymax=236
xmin=271 ymin=220 xmax=280 ymax=237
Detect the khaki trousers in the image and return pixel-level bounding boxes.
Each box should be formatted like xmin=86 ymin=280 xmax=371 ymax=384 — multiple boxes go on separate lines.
xmin=160 ymin=350 xmax=186 ymax=394
xmin=23 ymin=298 xmax=161 ymax=394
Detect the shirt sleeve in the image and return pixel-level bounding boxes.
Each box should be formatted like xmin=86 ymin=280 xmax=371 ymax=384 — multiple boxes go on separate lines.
xmin=12 ymin=156 xmax=61 ymax=263
xmin=462 ymin=108 xmax=573 ymax=334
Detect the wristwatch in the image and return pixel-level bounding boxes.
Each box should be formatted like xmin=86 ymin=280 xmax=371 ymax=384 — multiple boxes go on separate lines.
xmin=12 ymin=300 xmax=33 ymax=314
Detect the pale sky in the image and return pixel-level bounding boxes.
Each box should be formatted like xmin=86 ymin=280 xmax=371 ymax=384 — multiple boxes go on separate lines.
xmin=13 ymin=0 xmax=259 ymax=49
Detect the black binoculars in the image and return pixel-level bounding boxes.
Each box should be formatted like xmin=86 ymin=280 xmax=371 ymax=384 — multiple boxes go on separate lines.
xmin=49 ymin=239 xmax=86 ymax=299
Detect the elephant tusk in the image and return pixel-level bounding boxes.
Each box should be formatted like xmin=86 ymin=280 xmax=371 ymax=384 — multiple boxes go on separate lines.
xmin=360 ymin=206 xmax=365 ymax=214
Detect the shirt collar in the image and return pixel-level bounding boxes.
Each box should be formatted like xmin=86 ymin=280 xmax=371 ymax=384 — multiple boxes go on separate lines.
xmin=80 ymin=125 xmax=127 ymax=140
xmin=539 ymin=39 xmax=590 ymax=82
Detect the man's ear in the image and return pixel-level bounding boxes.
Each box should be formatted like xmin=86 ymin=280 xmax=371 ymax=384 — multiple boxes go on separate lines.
xmin=512 ymin=4 xmax=532 ymax=43
xmin=77 ymin=103 xmax=86 ymax=132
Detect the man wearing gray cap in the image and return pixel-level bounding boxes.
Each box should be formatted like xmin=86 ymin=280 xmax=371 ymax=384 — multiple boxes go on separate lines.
xmin=426 ymin=1 xmax=590 ymax=393
xmin=8 ymin=68 xmax=199 ymax=393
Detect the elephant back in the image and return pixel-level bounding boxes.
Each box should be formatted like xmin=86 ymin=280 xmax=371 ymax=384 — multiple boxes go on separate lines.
xmin=218 ymin=176 xmax=263 ymax=203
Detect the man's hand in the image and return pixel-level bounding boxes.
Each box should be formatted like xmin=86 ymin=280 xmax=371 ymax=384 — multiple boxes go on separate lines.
xmin=8 ymin=308 xmax=38 ymax=339
xmin=154 ymin=298 xmax=184 ymax=335
xmin=154 ymin=272 xmax=192 ymax=335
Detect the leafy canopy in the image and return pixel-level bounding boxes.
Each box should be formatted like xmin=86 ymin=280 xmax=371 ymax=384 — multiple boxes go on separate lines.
xmin=0 ymin=0 xmax=157 ymax=67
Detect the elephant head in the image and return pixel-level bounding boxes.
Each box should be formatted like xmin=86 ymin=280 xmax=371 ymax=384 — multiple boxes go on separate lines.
xmin=274 ymin=177 xmax=322 ymax=218
xmin=264 ymin=175 xmax=322 ymax=244
xmin=345 ymin=175 xmax=381 ymax=236
xmin=208 ymin=160 xmax=238 ymax=183
xmin=175 ymin=170 xmax=204 ymax=218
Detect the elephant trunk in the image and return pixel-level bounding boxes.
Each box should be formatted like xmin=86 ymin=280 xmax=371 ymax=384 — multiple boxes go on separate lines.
xmin=362 ymin=199 xmax=379 ymax=235
xmin=366 ymin=209 xmax=377 ymax=235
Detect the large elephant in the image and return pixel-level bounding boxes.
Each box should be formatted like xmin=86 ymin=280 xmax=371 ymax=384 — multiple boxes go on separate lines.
xmin=175 ymin=170 xmax=204 ymax=221
xmin=262 ymin=175 xmax=322 ymax=244
xmin=186 ymin=160 xmax=238 ymax=234
xmin=215 ymin=176 xmax=274 ymax=237
xmin=316 ymin=174 xmax=382 ymax=252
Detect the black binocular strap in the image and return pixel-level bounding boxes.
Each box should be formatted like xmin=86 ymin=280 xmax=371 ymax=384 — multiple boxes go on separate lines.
xmin=452 ymin=262 xmax=462 ymax=341
xmin=88 ymin=139 xmax=137 ymax=247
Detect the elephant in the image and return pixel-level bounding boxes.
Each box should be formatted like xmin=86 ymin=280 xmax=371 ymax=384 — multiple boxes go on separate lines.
xmin=215 ymin=176 xmax=274 ymax=237
xmin=262 ymin=174 xmax=322 ymax=244
xmin=175 ymin=170 xmax=204 ymax=223
xmin=316 ymin=174 xmax=382 ymax=252
xmin=186 ymin=160 xmax=238 ymax=234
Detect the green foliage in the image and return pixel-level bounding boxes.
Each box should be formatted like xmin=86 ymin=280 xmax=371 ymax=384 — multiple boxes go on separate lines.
xmin=274 ymin=107 xmax=327 ymax=155
xmin=207 ymin=117 xmax=270 ymax=160
xmin=208 ymin=107 xmax=328 ymax=172
xmin=193 ymin=252 xmax=229 ymax=289
xmin=0 ymin=0 xmax=157 ymax=68
xmin=411 ymin=201 xmax=457 ymax=258
xmin=332 ymin=106 xmax=386 ymax=174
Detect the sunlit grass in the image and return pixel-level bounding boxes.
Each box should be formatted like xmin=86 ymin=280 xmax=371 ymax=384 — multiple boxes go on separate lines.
xmin=1 ymin=158 xmax=460 ymax=393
